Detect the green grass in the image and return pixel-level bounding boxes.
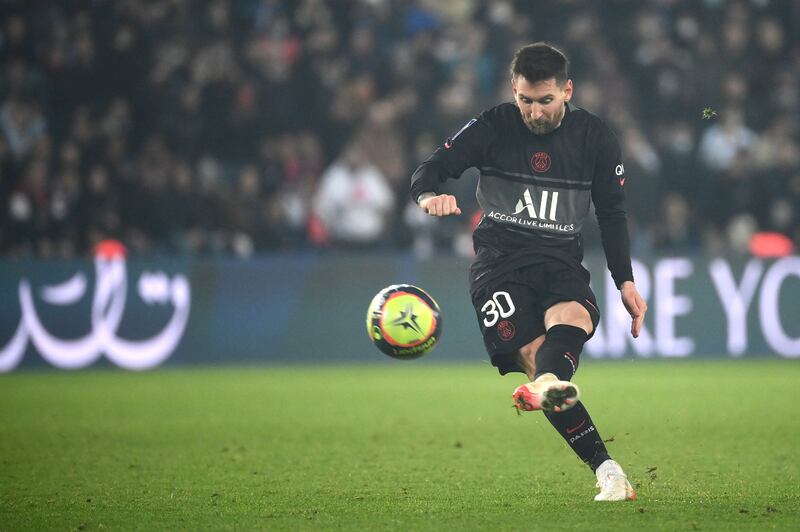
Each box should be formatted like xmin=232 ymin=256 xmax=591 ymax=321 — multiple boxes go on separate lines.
xmin=1 ymin=360 xmax=799 ymax=531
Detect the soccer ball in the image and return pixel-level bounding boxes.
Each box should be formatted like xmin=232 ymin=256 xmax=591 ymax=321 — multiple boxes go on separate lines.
xmin=366 ymin=284 xmax=442 ymax=359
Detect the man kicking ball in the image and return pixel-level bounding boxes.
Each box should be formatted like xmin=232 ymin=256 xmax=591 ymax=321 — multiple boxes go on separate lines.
xmin=411 ymin=42 xmax=647 ymax=501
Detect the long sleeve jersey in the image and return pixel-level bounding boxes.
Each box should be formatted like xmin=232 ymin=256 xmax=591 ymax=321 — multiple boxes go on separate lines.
xmin=410 ymin=102 xmax=634 ymax=292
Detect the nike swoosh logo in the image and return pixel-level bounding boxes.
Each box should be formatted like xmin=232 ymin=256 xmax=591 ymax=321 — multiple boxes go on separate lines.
xmin=566 ymin=419 xmax=587 ymax=434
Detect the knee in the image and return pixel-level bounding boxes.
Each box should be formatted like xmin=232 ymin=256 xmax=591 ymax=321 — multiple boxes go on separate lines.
xmin=545 ymin=301 xmax=594 ymax=335
xmin=571 ymin=314 xmax=594 ymax=336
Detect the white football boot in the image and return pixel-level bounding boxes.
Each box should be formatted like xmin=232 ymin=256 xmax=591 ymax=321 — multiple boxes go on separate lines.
xmin=594 ymin=459 xmax=636 ymax=501
xmin=512 ymin=373 xmax=580 ymax=413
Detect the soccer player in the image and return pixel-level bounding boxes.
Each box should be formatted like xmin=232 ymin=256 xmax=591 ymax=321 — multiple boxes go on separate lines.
xmin=410 ymin=42 xmax=647 ymax=501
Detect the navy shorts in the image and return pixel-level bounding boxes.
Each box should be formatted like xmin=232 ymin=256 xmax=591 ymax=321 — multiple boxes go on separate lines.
xmin=470 ymin=262 xmax=600 ymax=375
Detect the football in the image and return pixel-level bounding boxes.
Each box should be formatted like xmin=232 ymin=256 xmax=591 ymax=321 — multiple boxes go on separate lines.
xmin=366 ymin=284 xmax=442 ymax=359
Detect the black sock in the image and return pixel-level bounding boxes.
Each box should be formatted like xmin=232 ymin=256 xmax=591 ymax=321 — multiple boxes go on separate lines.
xmin=544 ymin=401 xmax=610 ymax=472
xmin=534 ymin=325 xmax=609 ymax=471
xmin=534 ymin=324 xmax=587 ymax=381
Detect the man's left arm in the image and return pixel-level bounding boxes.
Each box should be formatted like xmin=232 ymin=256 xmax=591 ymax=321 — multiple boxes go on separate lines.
xmin=591 ymin=125 xmax=647 ymax=338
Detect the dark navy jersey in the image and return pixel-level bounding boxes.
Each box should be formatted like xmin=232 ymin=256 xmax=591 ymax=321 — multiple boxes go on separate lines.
xmin=410 ymin=102 xmax=634 ymax=291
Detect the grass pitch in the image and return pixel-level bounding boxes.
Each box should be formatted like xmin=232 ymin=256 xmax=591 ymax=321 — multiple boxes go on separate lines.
xmin=1 ymin=360 xmax=799 ymax=531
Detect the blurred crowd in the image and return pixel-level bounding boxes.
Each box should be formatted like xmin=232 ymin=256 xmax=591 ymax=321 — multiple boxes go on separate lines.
xmin=1 ymin=0 xmax=798 ymax=259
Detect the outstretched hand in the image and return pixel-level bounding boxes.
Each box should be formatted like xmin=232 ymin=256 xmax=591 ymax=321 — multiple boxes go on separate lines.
xmin=419 ymin=194 xmax=461 ymax=216
xmin=620 ymin=281 xmax=647 ymax=338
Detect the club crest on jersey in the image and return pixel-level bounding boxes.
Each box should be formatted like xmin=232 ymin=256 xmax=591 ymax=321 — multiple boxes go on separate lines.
xmin=497 ymin=320 xmax=515 ymax=341
xmin=531 ymin=151 xmax=551 ymax=173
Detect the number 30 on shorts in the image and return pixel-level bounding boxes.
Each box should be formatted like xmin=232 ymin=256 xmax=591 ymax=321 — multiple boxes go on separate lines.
xmin=481 ymin=291 xmax=516 ymax=327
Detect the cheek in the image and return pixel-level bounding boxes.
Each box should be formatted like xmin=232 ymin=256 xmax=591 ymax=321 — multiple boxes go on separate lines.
xmin=545 ymin=103 xmax=562 ymax=119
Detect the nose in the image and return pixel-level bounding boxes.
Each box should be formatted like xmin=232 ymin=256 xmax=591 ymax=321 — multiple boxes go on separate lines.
xmin=529 ymin=104 xmax=544 ymax=120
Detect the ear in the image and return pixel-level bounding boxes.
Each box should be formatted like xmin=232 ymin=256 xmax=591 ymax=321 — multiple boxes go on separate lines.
xmin=511 ymin=77 xmax=518 ymax=98
xmin=563 ymin=79 xmax=573 ymax=102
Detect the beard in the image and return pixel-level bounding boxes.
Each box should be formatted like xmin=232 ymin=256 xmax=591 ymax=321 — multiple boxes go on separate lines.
xmin=525 ymin=119 xmax=558 ymax=134
xmin=522 ymin=105 xmax=566 ymax=135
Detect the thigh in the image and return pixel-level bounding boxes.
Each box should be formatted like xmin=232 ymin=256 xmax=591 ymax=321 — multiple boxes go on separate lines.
xmin=471 ymin=271 xmax=546 ymax=375
xmin=540 ymin=263 xmax=601 ymax=336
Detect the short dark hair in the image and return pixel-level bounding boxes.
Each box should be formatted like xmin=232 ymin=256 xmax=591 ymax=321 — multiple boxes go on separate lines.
xmin=510 ymin=42 xmax=569 ymax=85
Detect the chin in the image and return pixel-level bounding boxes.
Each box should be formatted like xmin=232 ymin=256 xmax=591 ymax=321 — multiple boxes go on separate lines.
xmin=529 ymin=124 xmax=554 ymax=135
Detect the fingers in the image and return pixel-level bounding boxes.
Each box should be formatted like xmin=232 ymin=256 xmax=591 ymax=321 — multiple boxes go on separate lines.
xmin=629 ymin=295 xmax=648 ymax=338
xmin=422 ymin=195 xmax=461 ymax=216
xmin=631 ymin=312 xmax=644 ymax=338
xmin=620 ymin=285 xmax=647 ymax=339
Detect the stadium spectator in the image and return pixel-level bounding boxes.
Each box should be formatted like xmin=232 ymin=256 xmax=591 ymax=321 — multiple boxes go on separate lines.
xmin=312 ymin=143 xmax=395 ymax=248
xmin=0 ymin=0 xmax=797 ymax=257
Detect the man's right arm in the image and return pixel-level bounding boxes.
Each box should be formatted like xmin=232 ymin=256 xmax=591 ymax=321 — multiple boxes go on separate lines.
xmin=410 ymin=116 xmax=495 ymax=213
